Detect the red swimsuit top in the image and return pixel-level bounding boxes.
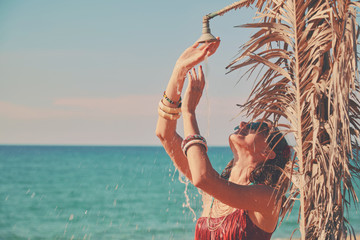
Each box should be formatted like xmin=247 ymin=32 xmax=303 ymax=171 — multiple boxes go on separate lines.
xmin=195 ymin=209 xmax=273 ymax=240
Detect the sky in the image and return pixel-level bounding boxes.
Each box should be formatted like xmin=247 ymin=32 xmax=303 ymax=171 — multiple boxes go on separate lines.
xmin=0 ymin=0 xmax=261 ymax=146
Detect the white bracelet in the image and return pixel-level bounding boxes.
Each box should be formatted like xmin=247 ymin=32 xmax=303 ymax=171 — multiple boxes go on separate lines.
xmin=158 ymin=99 xmax=182 ymax=114
xmin=182 ymin=139 xmax=208 ymax=156
xmin=158 ymin=107 xmax=181 ymax=120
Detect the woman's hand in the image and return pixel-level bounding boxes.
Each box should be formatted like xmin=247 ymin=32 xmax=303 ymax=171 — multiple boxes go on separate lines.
xmin=166 ymin=38 xmax=220 ymax=105
xmin=182 ymin=65 xmax=205 ymax=114
xmin=175 ymin=38 xmax=220 ymax=72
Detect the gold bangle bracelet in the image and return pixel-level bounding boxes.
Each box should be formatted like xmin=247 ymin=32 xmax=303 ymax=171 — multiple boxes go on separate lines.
xmin=158 ymin=100 xmax=181 ymax=114
xmin=158 ymin=107 xmax=181 ymax=120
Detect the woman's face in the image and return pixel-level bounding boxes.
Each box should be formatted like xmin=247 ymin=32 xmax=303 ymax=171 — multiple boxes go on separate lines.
xmin=229 ymin=121 xmax=272 ymax=156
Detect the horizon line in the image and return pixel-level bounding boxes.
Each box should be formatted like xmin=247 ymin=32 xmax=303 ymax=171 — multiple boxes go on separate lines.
xmin=0 ymin=143 xmax=230 ymax=148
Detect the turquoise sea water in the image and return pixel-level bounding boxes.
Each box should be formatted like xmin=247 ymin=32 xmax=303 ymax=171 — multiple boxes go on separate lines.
xmin=0 ymin=145 xmax=359 ymax=240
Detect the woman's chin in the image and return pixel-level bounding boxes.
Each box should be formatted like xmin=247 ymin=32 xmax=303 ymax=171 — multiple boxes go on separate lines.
xmin=229 ymin=132 xmax=245 ymax=141
xmin=228 ymin=134 xmax=235 ymax=146
xmin=229 ymin=134 xmax=245 ymax=148
xmin=231 ymin=131 xmax=257 ymax=150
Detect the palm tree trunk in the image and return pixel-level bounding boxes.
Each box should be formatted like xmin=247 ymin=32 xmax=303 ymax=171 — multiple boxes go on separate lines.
xmin=292 ymin=0 xmax=306 ymax=237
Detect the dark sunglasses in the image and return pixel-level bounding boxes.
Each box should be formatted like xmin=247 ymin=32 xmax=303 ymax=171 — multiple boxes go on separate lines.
xmin=234 ymin=122 xmax=270 ymax=132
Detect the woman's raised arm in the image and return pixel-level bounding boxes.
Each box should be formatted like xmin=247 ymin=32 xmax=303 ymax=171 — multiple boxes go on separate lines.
xmin=155 ymin=39 xmax=220 ymax=181
xmin=181 ymin=67 xmax=281 ymax=221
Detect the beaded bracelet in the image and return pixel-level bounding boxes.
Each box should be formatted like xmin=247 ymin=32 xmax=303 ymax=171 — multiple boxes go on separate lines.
xmin=163 ymin=91 xmax=182 ymax=107
xmin=182 ymin=139 xmax=208 ymax=156
xmin=158 ymin=99 xmax=181 ymax=114
xmin=181 ymin=134 xmax=207 ymax=156
xmin=181 ymin=134 xmax=207 ymax=149
xmin=158 ymin=107 xmax=181 ymax=121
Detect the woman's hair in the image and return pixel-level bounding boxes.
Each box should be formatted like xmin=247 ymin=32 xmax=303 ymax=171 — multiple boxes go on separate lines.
xmin=221 ymin=127 xmax=291 ymax=187
xmin=249 ymin=128 xmax=291 ymax=187
xmin=220 ymin=159 xmax=234 ymax=180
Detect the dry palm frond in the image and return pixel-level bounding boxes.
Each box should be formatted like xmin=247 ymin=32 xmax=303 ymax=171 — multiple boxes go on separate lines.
xmin=226 ymin=0 xmax=360 ymax=239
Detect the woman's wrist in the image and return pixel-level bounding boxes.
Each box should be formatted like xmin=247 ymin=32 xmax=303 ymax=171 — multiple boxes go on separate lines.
xmin=182 ymin=111 xmax=200 ymax=136
xmin=173 ymin=62 xmax=190 ymax=76
xmin=182 ymin=110 xmax=196 ymax=118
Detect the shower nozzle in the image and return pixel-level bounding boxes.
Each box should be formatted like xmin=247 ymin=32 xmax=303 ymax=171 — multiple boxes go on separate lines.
xmin=197 ymin=16 xmax=217 ymax=43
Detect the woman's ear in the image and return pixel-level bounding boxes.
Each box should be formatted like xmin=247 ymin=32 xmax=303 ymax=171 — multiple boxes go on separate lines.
xmin=268 ymin=150 xmax=276 ymax=160
xmin=261 ymin=148 xmax=276 ymax=160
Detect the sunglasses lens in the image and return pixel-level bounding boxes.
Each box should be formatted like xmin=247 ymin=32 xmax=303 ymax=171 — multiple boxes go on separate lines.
xmin=247 ymin=122 xmax=268 ymax=131
xmin=235 ymin=122 xmax=269 ymax=133
xmin=251 ymin=122 xmax=260 ymax=130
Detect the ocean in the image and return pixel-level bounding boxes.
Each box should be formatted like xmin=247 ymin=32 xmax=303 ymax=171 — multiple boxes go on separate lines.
xmin=0 ymin=145 xmax=359 ymax=240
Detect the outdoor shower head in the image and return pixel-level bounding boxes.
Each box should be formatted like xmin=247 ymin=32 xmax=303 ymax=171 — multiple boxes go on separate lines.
xmin=197 ymin=16 xmax=217 ymax=43
xmin=196 ymin=0 xmax=250 ymax=43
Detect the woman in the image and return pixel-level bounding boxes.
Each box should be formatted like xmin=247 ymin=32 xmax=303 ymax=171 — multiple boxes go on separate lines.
xmin=156 ymin=38 xmax=291 ymax=239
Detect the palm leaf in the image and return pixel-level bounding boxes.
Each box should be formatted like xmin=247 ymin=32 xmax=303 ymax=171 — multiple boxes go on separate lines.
xmin=226 ymin=0 xmax=360 ymax=239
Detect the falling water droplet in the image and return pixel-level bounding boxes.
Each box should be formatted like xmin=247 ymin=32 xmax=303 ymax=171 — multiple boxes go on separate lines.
xmin=178 ymin=173 xmax=197 ymax=221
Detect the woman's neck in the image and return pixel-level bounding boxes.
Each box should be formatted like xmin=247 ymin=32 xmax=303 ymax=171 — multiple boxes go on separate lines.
xmin=229 ymin=149 xmax=260 ymax=185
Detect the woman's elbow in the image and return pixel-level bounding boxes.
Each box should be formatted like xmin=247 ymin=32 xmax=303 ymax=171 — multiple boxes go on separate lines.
xmin=155 ymin=126 xmax=174 ymax=141
xmin=157 ymin=126 xmax=181 ymax=143
xmin=155 ymin=129 xmax=176 ymax=147
xmin=155 ymin=128 xmax=165 ymax=141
